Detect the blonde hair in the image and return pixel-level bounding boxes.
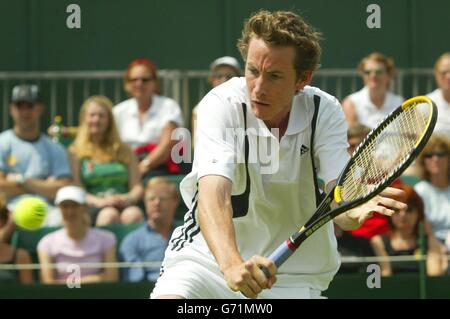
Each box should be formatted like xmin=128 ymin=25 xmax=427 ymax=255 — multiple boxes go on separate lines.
xmin=70 ymin=96 xmax=132 ymax=164
xmin=417 ymin=133 xmax=450 ymax=181
xmin=237 ymin=10 xmax=322 ymax=80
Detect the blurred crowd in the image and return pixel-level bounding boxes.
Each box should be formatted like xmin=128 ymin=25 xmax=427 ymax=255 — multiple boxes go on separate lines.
xmin=0 ymin=52 xmax=449 ymax=284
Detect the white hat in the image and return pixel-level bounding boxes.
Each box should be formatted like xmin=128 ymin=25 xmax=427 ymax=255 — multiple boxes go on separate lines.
xmin=210 ymin=56 xmax=242 ymax=73
xmin=55 ymin=186 xmax=87 ymax=205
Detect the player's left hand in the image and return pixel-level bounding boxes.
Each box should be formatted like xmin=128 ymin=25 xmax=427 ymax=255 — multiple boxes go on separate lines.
xmin=346 ymin=186 xmax=407 ymax=225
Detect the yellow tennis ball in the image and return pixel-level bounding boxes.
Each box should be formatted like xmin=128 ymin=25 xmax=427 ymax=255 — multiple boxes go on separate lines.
xmin=13 ymin=197 xmax=48 ymax=230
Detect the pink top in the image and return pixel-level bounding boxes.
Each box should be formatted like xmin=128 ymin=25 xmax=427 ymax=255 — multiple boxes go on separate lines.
xmin=38 ymin=228 xmax=116 ymax=280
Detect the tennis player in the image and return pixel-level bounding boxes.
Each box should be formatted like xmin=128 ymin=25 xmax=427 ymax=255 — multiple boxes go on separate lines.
xmin=151 ymin=10 xmax=406 ymax=299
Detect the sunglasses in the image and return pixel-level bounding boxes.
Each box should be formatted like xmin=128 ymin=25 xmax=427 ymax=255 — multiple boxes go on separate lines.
xmin=424 ymin=151 xmax=448 ymax=159
xmin=363 ymin=68 xmax=385 ymax=75
xmin=127 ymin=76 xmax=154 ymax=83
xmin=213 ymin=73 xmax=236 ymax=81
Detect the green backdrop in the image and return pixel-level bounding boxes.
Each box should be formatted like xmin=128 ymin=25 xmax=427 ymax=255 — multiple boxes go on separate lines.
xmin=1 ymin=0 xmax=449 ymax=72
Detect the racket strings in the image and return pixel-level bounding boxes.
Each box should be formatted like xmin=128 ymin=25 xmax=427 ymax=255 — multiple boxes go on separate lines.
xmin=341 ymin=102 xmax=430 ymax=202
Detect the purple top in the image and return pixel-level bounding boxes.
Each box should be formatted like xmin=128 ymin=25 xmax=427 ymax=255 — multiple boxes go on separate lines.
xmin=38 ymin=228 xmax=116 ymax=280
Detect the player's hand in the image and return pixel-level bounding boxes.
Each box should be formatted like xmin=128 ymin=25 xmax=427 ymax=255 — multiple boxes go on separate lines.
xmin=223 ymin=255 xmax=277 ymax=299
xmin=347 ymin=187 xmax=407 ymax=225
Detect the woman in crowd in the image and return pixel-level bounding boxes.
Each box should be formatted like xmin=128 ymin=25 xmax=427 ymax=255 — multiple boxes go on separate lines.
xmin=113 ymin=58 xmax=185 ymax=179
xmin=342 ymin=52 xmax=403 ymax=128
xmin=38 ymin=186 xmax=118 ymax=283
xmin=69 ymin=96 xmax=144 ymax=225
xmin=414 ymin=134 xmax=450 ymax=243
xmin=371 ymin=183 xmax=447 ymax=276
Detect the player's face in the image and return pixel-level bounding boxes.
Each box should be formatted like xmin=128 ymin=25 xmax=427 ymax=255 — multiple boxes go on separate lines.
xmin=435 ymin=57 xmax=450 ymax=93
xmin=84 ymin=101 xmax=110 ymax=136
xmin=245 ymin=38 xmax=310 ymax=128
xmin=125 ymin=65 xmax=157 ymax=100
xmin=362 ymin=60 xmax=390 ymax=90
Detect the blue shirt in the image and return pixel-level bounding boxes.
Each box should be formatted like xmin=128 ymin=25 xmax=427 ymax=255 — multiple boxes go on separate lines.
xmin=119 ymin=224 xmax=171 ymax=282
xmin=0 ymin=130 xmax=71 ymax=206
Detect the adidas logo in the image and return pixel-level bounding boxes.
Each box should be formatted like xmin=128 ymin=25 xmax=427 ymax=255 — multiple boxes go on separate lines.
xmin=300 ymin=144 xmax=309 ymax=156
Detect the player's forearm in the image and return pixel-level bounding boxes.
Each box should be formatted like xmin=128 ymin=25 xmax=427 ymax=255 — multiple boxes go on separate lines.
xmin=198 ymin=178 xmax=244 ymax=273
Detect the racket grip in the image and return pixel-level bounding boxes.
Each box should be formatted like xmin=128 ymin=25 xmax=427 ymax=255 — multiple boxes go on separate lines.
xmin=261 ymin=240 xmax=296 ymax=278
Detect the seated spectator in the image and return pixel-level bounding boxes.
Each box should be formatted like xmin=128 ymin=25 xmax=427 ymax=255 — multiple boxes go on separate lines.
xmin=335 ymin=223 xmax=375 ymax=274
xmin=0 ymin=192 xmax=33 ymax=283
xmin=347 ymin=123 xmax=371 ymax=155
xmin=37 ymin=186 xmax=118 ymax=284
xmin=119 ymin=177 xmax=179 ymax=282
xmin=427 ymin=52 xmax=450 ymax=137
xmin=371 ymin=184 xmax=447 ymax=276
xmin=0 ymin=84 xmax=72 ymax=226
xmin=342 ymin=52 xmax=403 ymax=129
xmin=114 ymin=58 xmax=185 ymax=179
xmin=68 ymin=96 xmax=144 ymax=226
xmin=347 ymin=123 xmax=391 ymax=240
xmin=414 ymin=134 xmax=450 ymax=243
xmin=191 ymin=56 xmax=242 ymax=148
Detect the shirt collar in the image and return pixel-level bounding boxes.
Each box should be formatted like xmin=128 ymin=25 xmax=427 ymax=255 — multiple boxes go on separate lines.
xmin=245 ymin=93 xmax=309 ymax=137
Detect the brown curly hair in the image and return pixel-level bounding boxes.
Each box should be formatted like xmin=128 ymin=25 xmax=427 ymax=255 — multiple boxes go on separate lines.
xmin=237 ymin=10 xmax=322 ymax=80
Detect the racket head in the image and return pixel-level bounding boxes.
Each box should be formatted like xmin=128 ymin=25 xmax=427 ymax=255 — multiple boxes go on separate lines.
xmin=334 ymin=96 xmax=437 ymax=205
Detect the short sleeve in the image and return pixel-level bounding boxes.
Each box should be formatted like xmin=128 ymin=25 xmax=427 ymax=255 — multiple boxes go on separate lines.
xmin=162 ymin=98 xmax=184 ymax=127
xmin=194 ymin=92 xmax=238 ymax=182
xmin=98 ymin=229 xmax=117 ymax=251
xmin=49 ymin=141 xmax=72 ymax=178
xmin=37 ymin=233 xmax=53 ymax=255
xmin=0 ymin=134 xmax=9 ymax=172
xmin=314 ymin=97 xmax=350 ymax=184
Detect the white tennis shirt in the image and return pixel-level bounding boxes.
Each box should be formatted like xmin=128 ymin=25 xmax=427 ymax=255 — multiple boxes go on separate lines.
xmin=170 ymin=78 xmax=350 ymax=291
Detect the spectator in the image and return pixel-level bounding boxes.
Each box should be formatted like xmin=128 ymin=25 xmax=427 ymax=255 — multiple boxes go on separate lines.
xmin=119 ymin=177 xmax=179 ymax=282
xmin=68 ymin=96 xmax=144 ymax=226
xmin=371 ymin=183 xmax=447 ymax=276
xmin=113 ymin=58 xmax=184 ymax=179
xmin=0 ymin=192 xmax=33 ymax=283
xmin=346 ymin=123 xmax=391 ymax=240
xmin=191 ymin=56 xmax=242 ymax=147
xmin=427 ymin=52 xmax=450 ymax=137
xmin=342 ymin=52 xmax=403 ymax=129
xmin=37 ymin=186 xmax=118 ymax=284
xmin=347 ymin=123 xmax=371 ymax=155
xmin=334 ymin=223 xmax=375 ymax=274
xmin=0 ymin=84 xmax=72 ymax=226
xmin=414 ymin=134 xmax=450 ymax=243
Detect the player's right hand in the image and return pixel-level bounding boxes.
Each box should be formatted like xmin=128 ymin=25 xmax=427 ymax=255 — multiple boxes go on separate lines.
xmin=223 ymin=255 xmax=277 ymax=299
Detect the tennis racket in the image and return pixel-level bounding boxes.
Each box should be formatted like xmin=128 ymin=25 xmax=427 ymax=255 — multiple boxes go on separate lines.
xmin=262 ymin=95 xmax=438 ymax=277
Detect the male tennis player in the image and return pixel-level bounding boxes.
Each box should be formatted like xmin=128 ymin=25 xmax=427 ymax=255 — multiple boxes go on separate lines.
xmin=151 ymin=10 xmax=406 ymax=299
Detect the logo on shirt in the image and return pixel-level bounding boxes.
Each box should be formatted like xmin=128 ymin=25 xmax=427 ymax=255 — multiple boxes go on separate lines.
xmin=300 ymin=144 xmax=310 ymax=156
xmin=6 ymin=155 xmax=18 ymax=166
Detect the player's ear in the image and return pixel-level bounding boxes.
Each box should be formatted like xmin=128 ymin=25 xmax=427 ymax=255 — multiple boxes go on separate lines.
xmin=295 ymin=71 xmax=313 ymax=92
